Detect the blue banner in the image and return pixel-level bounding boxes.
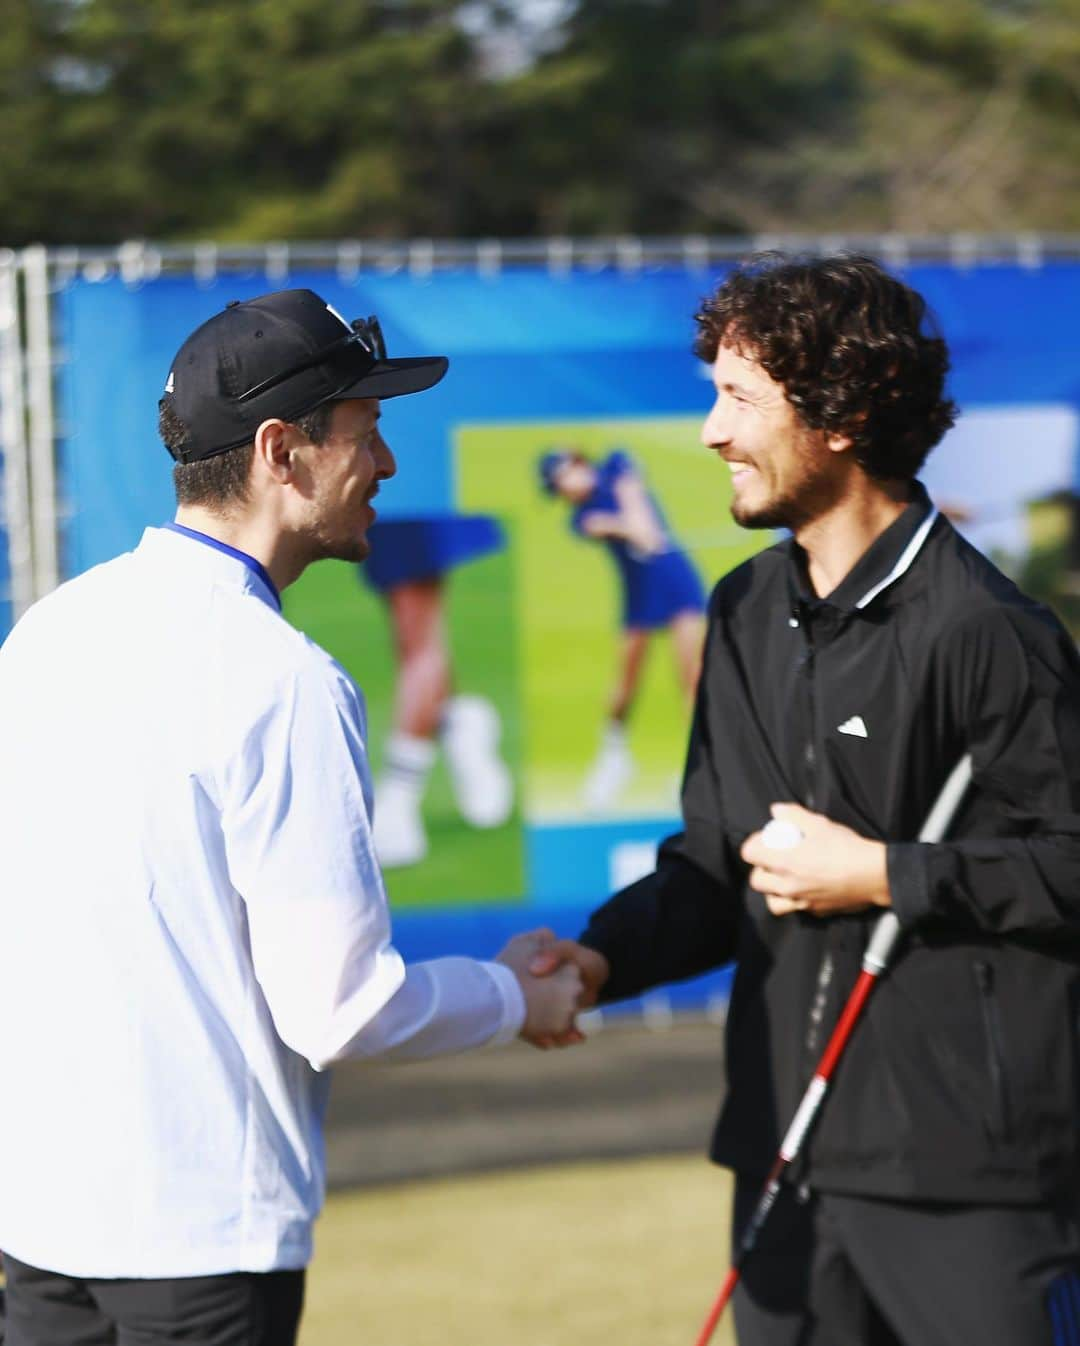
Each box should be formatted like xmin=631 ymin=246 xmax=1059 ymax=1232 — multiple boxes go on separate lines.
xmin=55 ymin=262 xmax=1080 ymax=572
xmin=38 ymin=259 xmax=1080 ymax=996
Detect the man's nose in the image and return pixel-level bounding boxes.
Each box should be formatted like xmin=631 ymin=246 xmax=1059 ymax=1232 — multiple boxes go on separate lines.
xmin=376 ymin=432 xmax=397 ymax=480
xmin=700 ymin=400 xmax=732 ymax=449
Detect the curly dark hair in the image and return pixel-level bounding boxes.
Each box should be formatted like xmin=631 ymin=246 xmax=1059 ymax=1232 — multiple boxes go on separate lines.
xmin=162 ymin=400 xmax=336 ymax=509
xmin=694 ymin=253 xmax=957 ymax=481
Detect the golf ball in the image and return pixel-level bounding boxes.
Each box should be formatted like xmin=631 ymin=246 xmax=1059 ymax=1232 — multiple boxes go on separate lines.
xmin=761 ymin=818 xmax=803 ymax=850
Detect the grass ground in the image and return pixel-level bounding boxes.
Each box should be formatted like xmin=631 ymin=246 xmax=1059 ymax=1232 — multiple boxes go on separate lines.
xmin=301 ymin=1154 xmax=737 ymax=1346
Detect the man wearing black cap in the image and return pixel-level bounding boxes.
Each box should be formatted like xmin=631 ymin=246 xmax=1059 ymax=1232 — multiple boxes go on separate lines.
xmin=0 ymin=290 xmax=582 ymax=1346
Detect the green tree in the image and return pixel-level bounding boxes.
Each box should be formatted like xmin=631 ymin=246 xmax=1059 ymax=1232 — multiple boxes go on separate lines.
xmin=0 ymin=0 xmax=511 ymax=243
xmin=487 ymin=0 xmax=861 ymax=233
xmin=484 ymin=0 xmax=1080 ymax=235
xmin=0 ymin=0 xmax=1077 ymax=244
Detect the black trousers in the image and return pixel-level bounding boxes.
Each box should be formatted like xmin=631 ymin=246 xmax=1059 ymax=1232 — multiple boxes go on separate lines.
xmin=731 ymin=1176 xmax=1080 ymax=1346
xmin=1 ymin=1255 xmax=304 ymax=1346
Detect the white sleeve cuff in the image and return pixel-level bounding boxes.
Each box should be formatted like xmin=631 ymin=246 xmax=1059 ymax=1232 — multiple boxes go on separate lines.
xmin=334 ymin=956 xmax=525 ymax=1064
xmin=482 ymin=959 xmax=527 ymax=1046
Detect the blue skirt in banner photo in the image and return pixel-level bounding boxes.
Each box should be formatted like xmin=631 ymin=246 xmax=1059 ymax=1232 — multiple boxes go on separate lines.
xmin=361 ymin=516 xmax=506 ymax=591
xmin=618 ymin=546 xmax=706 ymax=631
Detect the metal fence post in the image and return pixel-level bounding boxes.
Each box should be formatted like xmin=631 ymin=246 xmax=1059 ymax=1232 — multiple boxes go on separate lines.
xmin=22 ymin=245 xmax=60 ymax=600
xmin=0 ymin=250 xmax=34 ymax=622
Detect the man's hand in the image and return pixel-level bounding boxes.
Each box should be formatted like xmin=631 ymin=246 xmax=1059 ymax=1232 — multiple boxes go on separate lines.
xmin=528 ymin=940 xmax=610 ymax=1010
xmin=740 ymin=804 xmax=890 ymax=917
xmin=495 ymin=929 xmax=587 ymax=1049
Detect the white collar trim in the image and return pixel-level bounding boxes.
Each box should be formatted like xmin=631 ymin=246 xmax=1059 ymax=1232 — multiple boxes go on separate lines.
xmin=855 ymin=506 xmax=939 ymax=610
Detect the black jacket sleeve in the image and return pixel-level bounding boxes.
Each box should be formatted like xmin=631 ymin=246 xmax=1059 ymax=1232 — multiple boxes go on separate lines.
xmin=580 ymin=616 xmax=743 ymax=1002
xmin=888 ymin=602 xmax=1080 ymax=936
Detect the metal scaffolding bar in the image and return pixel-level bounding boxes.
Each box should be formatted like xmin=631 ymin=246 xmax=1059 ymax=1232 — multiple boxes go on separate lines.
xmin=23 ymin=245 xmax=60 ymax=599
xmin=29 ymin=233 xmax=1077 ymax=284
xmin=0 ymin=251 xmax=34 ymax=622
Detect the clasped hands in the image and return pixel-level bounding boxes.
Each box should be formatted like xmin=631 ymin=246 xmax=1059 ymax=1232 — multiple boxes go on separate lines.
xmin=495 ymin=930 xmax=609 ymax=1050
xmin=497 ymin=805 xmax=888 ymax=1048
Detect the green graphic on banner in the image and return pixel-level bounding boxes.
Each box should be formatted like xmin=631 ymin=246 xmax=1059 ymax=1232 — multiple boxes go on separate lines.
xmin=283 ymin=542 xmax=526 ymax=910
xmin=283 ymin=413 xmax=766 ymax=910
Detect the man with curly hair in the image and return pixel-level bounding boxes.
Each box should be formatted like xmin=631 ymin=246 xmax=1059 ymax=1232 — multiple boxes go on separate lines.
xmin=529 ymin=254 xmax=1080 ymax=1343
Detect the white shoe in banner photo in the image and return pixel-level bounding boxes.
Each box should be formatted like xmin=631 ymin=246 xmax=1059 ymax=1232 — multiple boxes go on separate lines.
xmin=373 ymin=733 xmax=436 ymax=868
xmin=372 ymin=779 xmax=429 ymax=868
xmin=440 ymin=695 xmax=514 ymax=829
xmin=581 ymin=723 xmax=635 ymax=813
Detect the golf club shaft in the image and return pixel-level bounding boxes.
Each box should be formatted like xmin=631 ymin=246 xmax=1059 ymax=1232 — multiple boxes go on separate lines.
xmin=693 ymin=753 xmax=974 ymax=1346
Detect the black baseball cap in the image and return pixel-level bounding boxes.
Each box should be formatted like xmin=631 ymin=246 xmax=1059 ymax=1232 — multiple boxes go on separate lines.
xmin=161 ymin=288 xmax=449 ymax=463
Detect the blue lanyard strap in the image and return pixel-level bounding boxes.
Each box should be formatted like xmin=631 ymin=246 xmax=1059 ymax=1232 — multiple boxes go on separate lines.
xmin=162 ymin=522 xmax=281 ymax=611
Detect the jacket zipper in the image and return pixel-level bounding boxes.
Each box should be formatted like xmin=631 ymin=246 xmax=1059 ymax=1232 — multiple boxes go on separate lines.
xmin=973 ymin=960 xmax=1013 ymax=1144
xmin=802 ymin=619 xmax=817 ymax=812
xmin=800 ymin=616 xmax=833 ymax=1065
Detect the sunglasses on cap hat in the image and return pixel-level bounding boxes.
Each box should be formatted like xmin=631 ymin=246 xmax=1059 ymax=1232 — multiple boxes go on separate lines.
xmin=235 ymin=316 xmax=387 ymax=404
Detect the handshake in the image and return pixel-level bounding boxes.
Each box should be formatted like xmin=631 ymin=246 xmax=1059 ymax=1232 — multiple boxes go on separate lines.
xmin=495 ymin=929 xmax=610 ymax=1049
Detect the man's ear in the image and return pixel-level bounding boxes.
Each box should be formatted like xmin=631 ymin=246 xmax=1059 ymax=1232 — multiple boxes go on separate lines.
xmin=253 ymin=419 xmax=294 ymax=482
xmin=825 ymin=424 xmax=856 ymax=456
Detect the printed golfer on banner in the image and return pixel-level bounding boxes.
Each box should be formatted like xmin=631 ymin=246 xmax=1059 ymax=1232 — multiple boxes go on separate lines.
xmin=538 ymin=445 xmax=707 ymax=811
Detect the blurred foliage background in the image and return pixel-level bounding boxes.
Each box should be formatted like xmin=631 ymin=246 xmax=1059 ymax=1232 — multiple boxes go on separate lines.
xmin=3 ymin=0 xmax=1079 ymax=247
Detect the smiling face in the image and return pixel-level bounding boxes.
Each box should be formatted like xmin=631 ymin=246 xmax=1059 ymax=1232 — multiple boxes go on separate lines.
xmin=294 ymin=397 xmax=396 ymax=563
xmin=700 ymin=342 xmax=849 ymax=533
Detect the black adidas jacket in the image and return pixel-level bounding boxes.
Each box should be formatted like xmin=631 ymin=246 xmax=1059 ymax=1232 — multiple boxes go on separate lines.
xmin=582 ymin=486 xmax=1080 ymax=1203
